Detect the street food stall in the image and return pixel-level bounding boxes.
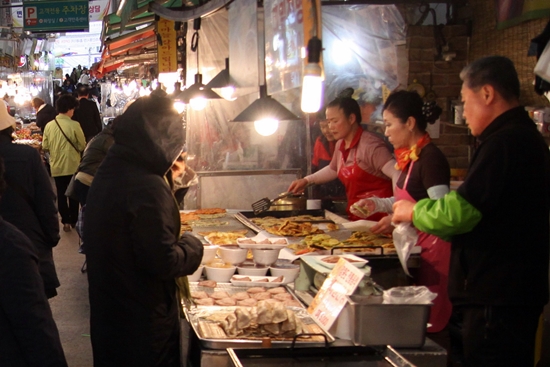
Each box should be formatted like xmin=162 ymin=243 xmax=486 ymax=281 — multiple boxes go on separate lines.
xmin=177 ymin=207 xmax=446 ymax=367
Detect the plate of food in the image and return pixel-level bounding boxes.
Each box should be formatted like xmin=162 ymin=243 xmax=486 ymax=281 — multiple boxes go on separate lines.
xmin=201 ymin=230 xmax=248 ymax=246
xmin=230 ymin=275 xmax=285 ymax=287
xmin=310 ymin=254 xmax=369 ymax=269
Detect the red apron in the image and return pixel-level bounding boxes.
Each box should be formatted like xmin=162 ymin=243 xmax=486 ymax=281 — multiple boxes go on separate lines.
xmin=395 ymin=161 xmax=452 ymax=333
xmin=337 ymin=148 xmax=393 ymax=221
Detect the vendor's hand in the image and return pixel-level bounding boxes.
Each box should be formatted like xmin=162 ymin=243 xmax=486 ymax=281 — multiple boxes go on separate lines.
xmin=349 ymin=198 xmax=376 ymax=218
xmin=370 ymin=215 xmax=394 ymax=234
xmin=392 ymin=200 xmax=415 ymax=224
xmin=288 ymin=178 xmax=309 ymax=194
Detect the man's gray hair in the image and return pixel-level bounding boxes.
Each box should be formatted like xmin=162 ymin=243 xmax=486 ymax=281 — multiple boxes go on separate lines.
xmin=460 ymin=56 xmax=520 ymax=102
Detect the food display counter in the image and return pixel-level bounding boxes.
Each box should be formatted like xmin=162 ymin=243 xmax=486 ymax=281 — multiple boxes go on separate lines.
xmin=179 ymin=208 xmax=445 ymax=367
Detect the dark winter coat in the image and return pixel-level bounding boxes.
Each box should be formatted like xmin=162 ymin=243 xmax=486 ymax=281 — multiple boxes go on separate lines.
xmin=72 ymin=98 xmax=102 ymax=142
xmin=36 ymin=104 xmax=57 ymax=131
xmin=84 ymin=96 xmax=203 ymax=367
xmin=452 ymin=107 xmax=550 ymax=306
xmin=0 ymin=217 xmax=67 ymax=367
xmin=76 ymin=126 xmax=114 ymax=177
xmin=0 ymin=135 xmax=60 ymax=298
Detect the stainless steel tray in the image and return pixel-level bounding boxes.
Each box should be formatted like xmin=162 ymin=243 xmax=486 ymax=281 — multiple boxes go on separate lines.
xmin=185 ymin=306 xmax=334 ymax=349
xmin=188 ymin=282 xmax=305 ymax=308
xmin=227 ymin=344 xmax=416 ymax=367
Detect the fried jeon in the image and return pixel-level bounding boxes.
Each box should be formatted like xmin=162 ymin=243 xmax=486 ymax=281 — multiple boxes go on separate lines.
xmin=265 ymin=220 xmax=324 ymax=237
xmin=180 ymin=212 xmax=200 ymax=221
xmin=193 ymin=208 xmax=226 ymax=215
xmin=302 ymin=234 xmax=342 ymax=249
xmin=203 ymin=231 xmax=248 ymax=245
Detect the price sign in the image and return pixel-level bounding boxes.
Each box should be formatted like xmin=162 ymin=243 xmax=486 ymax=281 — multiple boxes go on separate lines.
xmin=307 ymin=258 xmax=364 ymax=331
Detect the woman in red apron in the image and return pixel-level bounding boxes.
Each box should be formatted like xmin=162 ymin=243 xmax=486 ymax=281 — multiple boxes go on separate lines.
xmin=353 ymin=90 xmax=452 ymax=334
xmin=289 ymin=96 xmax=396 ymax=220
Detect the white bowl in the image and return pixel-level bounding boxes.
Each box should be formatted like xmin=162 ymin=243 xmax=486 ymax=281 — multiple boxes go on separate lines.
xmin=188 ymin=265 xmax=204 ymax=282
xmin=204 ymin=264 xmax=236 ymax=282
xmin=201 ymin=245 xmax=218 ymax=265
xmin=269 ymin=264 xmax=300 ymax=283
xmin=219 ymin=245 xmax=248 ymax=265
xmin=237 ymin=261 xmax=269 ymax=276
xmin=251 ymin=248 xmax=281 ymax=266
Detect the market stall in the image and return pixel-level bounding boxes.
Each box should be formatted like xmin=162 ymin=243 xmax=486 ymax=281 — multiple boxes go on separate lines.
xmin=178 ymin=208 xmax=446 ymax=367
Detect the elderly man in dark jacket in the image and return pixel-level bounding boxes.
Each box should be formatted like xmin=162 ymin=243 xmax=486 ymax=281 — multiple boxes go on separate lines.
xmin=32 ymin=97 xmax=57 ymax=131
xmin=0 ymin=157 xmax=68 ymax=367
xmin=0 ymin=107 xmax=61 ymax=298
xmin=84 ymin=95 xmax=203 ymax=367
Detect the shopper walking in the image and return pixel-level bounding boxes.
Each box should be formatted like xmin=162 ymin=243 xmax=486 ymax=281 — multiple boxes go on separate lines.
xmin=0 ymin=107 xmax=61 ymax=298
xmin=72 ymin=86 xmax=102 ymax=143
xmin=42 ymin=94 xmax=85 ymax=232
xmin=32 ymin=97 xmax=57 ymax=132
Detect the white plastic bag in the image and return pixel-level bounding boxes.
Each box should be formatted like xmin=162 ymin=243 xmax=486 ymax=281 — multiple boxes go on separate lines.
xmin=535 ymin=42 xmax=550 ymax=83
xmin=392 ymin=223 xmax=419 ymax=277
xmin=383 ymin=286 xmax=437 ymax=304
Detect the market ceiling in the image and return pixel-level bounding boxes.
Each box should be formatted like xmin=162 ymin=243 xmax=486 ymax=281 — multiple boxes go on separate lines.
xmin=100 ymin=0 xmax=463 ymax=74
xmin=112 ymin=0 xmax=465 ymax=34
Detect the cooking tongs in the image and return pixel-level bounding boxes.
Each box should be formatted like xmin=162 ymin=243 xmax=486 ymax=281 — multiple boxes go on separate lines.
xmin=252 ymin=192 xmax=294 ymax=215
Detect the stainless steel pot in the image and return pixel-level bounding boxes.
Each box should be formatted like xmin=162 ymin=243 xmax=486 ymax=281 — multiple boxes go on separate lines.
xmin=268 ymin=194 xmax=306 ymax=211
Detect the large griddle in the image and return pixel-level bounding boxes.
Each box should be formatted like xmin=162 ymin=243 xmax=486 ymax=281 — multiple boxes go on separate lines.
xmin=234 ymin=210 xmax=329 ymax=233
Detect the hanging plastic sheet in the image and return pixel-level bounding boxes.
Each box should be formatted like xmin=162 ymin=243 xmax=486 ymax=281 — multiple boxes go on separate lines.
xmin=322 ymin=5 xmax=406 ymax=123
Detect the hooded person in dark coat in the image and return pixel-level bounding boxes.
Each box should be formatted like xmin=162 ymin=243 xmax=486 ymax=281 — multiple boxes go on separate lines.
xmin=84 ymin=95 xmax=204 ymax=367
xmin=0 ymin=109 xmax=61 ymax=299
xmin=0 ymin=157 xmax=68 ymax=367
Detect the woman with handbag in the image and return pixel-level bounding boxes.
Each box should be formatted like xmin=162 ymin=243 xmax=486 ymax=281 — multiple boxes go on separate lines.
xmin=42 ymin=95 xmax=86 ymax=232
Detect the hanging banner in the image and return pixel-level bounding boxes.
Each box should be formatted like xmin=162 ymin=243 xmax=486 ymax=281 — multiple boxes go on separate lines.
xmin=496 ymin=0 xmax=550 ymax=30
xmin=157 ymin=18 xmax=177 ymax=73
xmin=88 ymin=0 xmax=110 ymax=22
xmin=23 ymin=0 xmax=89 ymax=33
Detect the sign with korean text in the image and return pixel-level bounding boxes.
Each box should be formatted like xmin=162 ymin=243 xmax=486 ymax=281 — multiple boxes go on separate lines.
xmin=157 ymin=18 xmax=177 ymax=73
xmin=307 ymin=258 xmax=364 ymax=331
xmin=23 ymin=0 xmax=89 ymax=33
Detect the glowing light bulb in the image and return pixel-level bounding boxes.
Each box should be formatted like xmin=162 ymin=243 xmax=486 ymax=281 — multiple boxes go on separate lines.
xmin=254 ymin=118 xmax=279 ymax=136
xmin=173 ymin=101 xmax=186 ymax=114
xmin=220 ymin=86 xmax=236 ymax=101
xmin=165 ymin=84 xmax=175 ymax=94
xmin=301 ymin=63 xmax=323 ymax=113
xmin=189 ymin=97 xmax=207 ymax=110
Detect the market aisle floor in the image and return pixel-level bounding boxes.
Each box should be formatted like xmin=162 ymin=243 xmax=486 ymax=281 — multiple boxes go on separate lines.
xmin=49 ymin=223 xmax=93 ymax=367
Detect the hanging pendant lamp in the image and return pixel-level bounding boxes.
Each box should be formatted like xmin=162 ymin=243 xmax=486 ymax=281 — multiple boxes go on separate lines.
xmin=175 ymin=17 xmax=221 ymax=110
xmin=206 ymin=57 xmax=236 ymax=101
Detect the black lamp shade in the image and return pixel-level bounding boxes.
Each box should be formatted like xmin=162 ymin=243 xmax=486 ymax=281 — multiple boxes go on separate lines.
xmin=232 ymin=85 xmax=299 ymax=122
xmin=176 ymin=73 xmax=221 ymax=103
xmin=206 ymin=58 xmax=231 ymax=89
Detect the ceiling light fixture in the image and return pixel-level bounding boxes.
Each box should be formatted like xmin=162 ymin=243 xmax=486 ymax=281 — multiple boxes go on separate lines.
xmin=301 ymin=36 xmax=323 ymax=113
xmin=206 ymin=57 xmax=236 ymax=101
xmin=230 ymin=5 xmax=299 ymax=136
xmin=232 ymin=84 xmax=298 ymax=136
xmin=301 ymin=0 xmax=323 ymax=113
xmin=175 ymin=18 xmax=221 ymax=110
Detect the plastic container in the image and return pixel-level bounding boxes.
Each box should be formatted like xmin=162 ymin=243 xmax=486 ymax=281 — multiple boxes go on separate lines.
xmin=188 ymin=265 xmax=204 ymax=282
xmin=219 ymin=245 xmax=247 ymax=265
xmin=201 ymin=245 xmax=218 ymax=265
xmin=346 ymin=295 xmax=430 ymax=348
